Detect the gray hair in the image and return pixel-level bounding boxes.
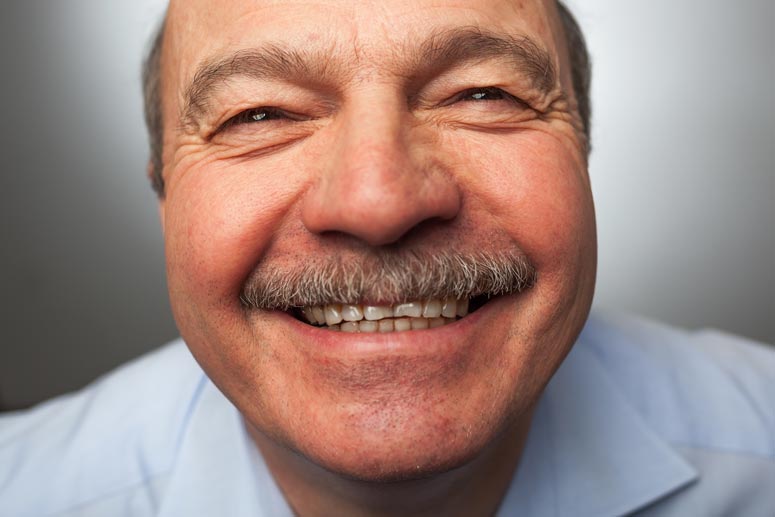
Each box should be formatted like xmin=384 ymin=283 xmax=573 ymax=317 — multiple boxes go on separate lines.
xmin=142 ymin=17 xmax=166 ymax=196
xmin=240 ymin=249 xmax=536 ymax=310
xmin=141 ymin=1 xmax=591 ymax=197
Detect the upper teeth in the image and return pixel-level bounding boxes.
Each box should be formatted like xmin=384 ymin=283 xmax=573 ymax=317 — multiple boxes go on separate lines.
xmin=300 ymin=297 xmax=470 ymax=332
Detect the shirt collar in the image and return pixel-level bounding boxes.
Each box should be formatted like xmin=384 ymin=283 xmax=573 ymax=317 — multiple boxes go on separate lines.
xmin=158 ymin=377 xmax=293 ymax=517
xmin=498 ymin=330 xmax=698 ymax=516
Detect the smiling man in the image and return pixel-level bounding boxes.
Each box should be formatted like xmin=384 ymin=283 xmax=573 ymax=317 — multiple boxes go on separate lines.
xmin=157 ymin=0 xmax=594 ymax=511
xmin=1 ymin=1 xmax=774 ymax=516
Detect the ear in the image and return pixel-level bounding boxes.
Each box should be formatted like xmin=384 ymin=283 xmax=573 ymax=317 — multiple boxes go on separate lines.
xmin=148 ymin=161 xmax=166 ymax=235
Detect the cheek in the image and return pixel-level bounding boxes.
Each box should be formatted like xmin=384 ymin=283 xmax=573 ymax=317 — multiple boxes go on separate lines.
xmin=447 ymin=130 xmax=594 ymax=272
xmin=163 ymin=154 xmax=307 ymax=307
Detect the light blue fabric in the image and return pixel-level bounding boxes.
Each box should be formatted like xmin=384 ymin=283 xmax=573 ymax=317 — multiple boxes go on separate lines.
xmin=1 ymin=312 xmax=773 ymax=516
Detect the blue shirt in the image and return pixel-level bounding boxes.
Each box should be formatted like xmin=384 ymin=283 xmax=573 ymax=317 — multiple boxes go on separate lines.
xmin=1 ymin=312 xmax=774 ymax=516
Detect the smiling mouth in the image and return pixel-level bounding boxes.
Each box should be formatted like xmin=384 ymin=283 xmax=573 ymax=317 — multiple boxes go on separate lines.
xmin=291 ymin=295 xmax=492 ymax=332
xmin=242 ymin=249 xmax=537 ymax=333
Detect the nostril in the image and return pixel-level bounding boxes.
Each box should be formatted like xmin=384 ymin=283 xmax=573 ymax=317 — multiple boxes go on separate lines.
xmin=303 ymin=204 xmax=461 ymax=248
xmin=299 ymin=152 xmax=461 ymax=247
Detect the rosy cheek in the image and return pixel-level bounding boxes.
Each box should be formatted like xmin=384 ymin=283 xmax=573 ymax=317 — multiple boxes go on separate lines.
xmin=447 ymin=131 xmax=591 ymax=271
xmin=518 ymin=144 xmax=591 ymax=264
xmin=164 ymin=155 xmax=307 ymax=304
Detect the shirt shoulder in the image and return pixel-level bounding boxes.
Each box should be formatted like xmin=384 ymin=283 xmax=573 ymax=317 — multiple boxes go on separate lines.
xmin=582 ymin=312 xmax=775 ymax=459
xmin=0 ymin=340 xmax=206 ymax=517
xmin=580 ymin=312 xmax=775 ymax=515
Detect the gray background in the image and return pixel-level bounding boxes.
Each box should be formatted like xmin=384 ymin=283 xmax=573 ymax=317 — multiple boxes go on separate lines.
xmin=1 ymin=0 xmax=773 ymax=411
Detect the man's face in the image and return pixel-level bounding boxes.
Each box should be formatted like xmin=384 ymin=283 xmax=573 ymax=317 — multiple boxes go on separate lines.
xmin=159 ymin=0 xmax=596 ymax=480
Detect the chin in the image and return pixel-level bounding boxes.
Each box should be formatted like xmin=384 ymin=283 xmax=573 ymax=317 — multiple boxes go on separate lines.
xmin=316 ymin=445 xmax=481 ymax=484
xmin=242 ymin=337 xmax=543 ymax=487
xmin=253 ymin=396 xmax=522 ymax=484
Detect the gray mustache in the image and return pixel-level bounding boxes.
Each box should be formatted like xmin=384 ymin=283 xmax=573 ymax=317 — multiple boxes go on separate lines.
xmin=240 ymin=250 xmax=536 ymax=310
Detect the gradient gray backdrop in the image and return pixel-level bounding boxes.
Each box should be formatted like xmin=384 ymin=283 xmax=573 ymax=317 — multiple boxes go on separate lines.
xmin=1 ymin=0 xmax=773 ymax=410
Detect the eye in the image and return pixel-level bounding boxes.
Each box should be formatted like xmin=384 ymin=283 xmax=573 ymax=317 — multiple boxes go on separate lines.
xmin=435 ymin=86 xmax=529 ymax=111
xmin=458 ymin=87 xmax=511 ymax=102
xmin=216 ymin=107 xmax=309 ymax=133
xmin=430 ymin=86 xmax=535 ymax=128
xmin=456 ymin=87 xmax=533 ymax=109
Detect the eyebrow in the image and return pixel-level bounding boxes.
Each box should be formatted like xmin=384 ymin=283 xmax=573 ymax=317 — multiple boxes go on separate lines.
xmin=180 ymin=27 xmax=558 ymax=131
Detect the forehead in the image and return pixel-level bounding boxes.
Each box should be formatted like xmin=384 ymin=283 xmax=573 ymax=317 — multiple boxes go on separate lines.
xmin=164 ymin=0 xmax=562 ymax=84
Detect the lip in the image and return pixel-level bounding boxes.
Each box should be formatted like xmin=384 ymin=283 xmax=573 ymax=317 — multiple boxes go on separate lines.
xmin=261 ymin=293 xmax=518 ymax=358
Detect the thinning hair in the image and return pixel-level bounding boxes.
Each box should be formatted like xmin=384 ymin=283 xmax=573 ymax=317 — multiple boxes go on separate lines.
xmin=141 ymin=1 xmax=591 ymax=197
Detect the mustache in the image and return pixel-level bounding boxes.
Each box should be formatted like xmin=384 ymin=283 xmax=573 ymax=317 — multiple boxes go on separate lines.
xmin=240 ymin=249 xmax=537 ymax=310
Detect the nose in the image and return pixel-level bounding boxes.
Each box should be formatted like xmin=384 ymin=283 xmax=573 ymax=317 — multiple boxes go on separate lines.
xmin=300 ymin=97 xmax=461 ymax=247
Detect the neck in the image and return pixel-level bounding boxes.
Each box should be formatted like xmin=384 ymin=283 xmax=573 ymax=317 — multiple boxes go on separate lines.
xmin=247 ymin=415 xmax=533 ymax=517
